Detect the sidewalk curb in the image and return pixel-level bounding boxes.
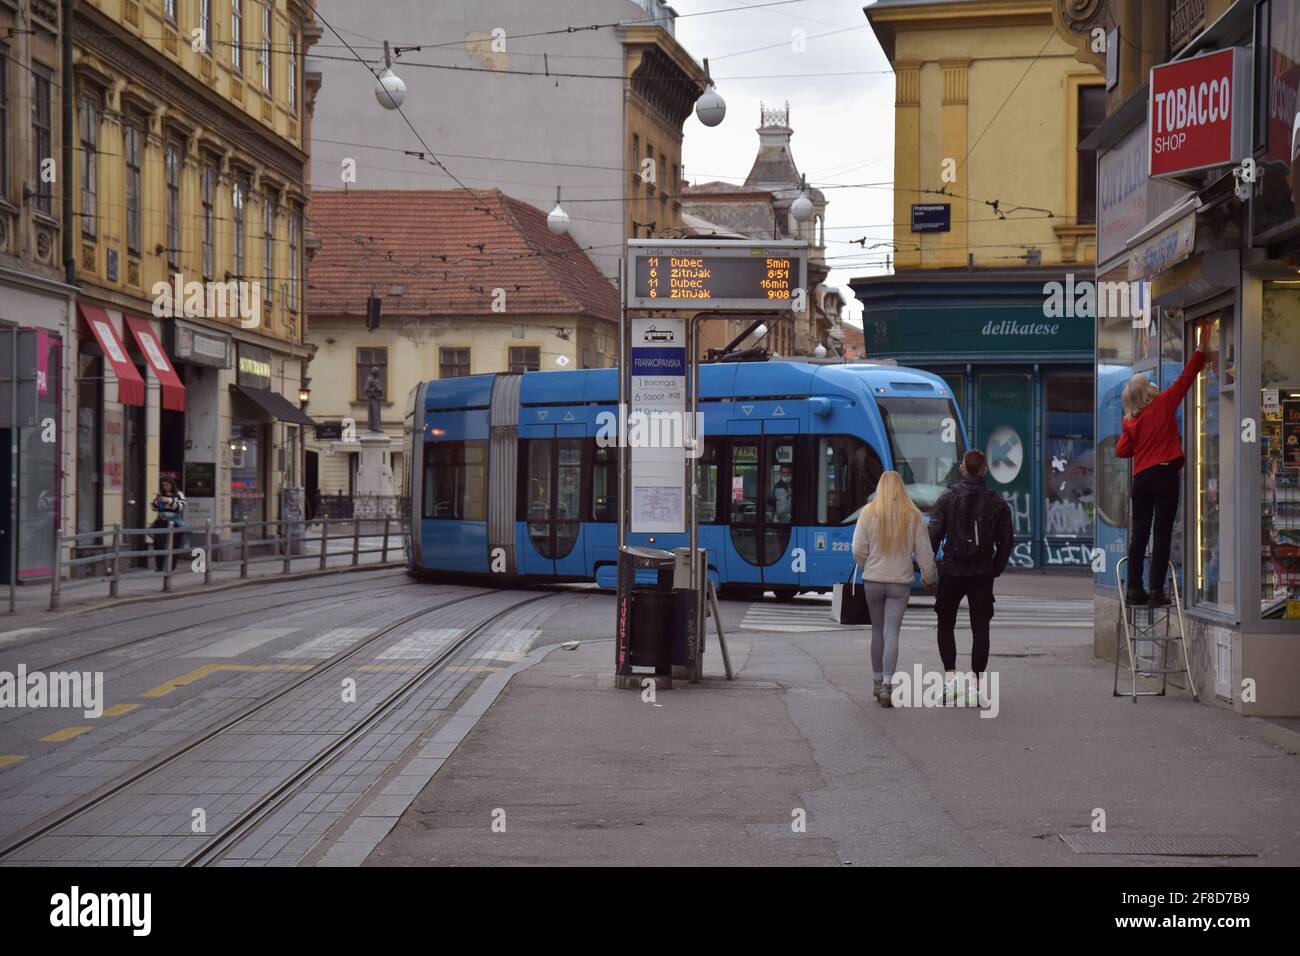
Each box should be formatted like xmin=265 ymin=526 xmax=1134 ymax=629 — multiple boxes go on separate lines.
xmin=48 ymin=562 xmax=408 ymax=618
xmin=1247 ymin=717 xmax=1300 ymax=755
xmin=317 ymin=637 xmax=584 ymax=867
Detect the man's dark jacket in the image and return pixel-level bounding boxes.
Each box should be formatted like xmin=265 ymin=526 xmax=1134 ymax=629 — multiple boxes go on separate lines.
xmin=928 ymin=475 xmax=1014 ymax=577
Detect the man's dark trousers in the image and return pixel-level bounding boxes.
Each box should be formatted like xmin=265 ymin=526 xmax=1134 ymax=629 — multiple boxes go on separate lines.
xmin=935 ymin=573 xmax=995 ymax=674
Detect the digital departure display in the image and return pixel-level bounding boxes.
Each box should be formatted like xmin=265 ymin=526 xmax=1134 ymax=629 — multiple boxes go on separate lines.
xmin=626 ymin=241 xmax=808 ymax=311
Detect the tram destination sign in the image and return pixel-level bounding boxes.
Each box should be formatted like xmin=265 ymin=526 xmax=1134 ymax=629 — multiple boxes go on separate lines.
xmin=626 ymin=240 xmax=808 ymax=311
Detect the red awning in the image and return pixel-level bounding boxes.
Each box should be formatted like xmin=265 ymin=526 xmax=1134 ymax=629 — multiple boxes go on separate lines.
xmin=78 ymin=303 xmax=145 ymax=406
xmin=124 ymin=313 xmax=185 ymax=412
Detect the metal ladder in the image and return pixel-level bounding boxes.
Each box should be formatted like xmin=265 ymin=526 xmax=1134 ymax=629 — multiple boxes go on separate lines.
xmin=1114 ymin=556 xmax=1198 ymax=702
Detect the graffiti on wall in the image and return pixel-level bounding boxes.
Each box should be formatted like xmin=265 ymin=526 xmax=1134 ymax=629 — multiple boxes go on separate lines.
xmin=1008 ymin=541 xmax=1035 ymax=568
xmin=1001 ymin=491 xmax=1032 ymax=535
xmin=1046 ymin=499 xmax=1091 ymax=536
xmin=1045 ymin=541 xmax=1096 ymax=566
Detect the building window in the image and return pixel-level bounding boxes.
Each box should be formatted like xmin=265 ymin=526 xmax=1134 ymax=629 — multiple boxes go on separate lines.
xmin=164 ymin=0 xmax=177 ymax=25
xmin=202 ymin=163 xmax=216 ymax=279
xmin=199 ymin=0 xmax=212 ymax=53
xmin=31 ymin=66 xmax=52 ymax=216
xmin=631 ymin=133 xmax=639 ymax=192
xmin=288 ymin=206 xmax=300 ymax=312
xmin=232 ymin=0 xmax=243 ymax=72
xmin=0 ymin=43 xmax=7 ymax=201
xmin=645 ymin=143 xmax=655 ymax=195
xmin=165 ymin=141 xmax=181 ymax=271
xmin=509 ymin=346 xmax=540 ymax=373
xmin=659 ymin=151 xmax=667 ymax=206
xmin=289 ymin=29 xmax=298 ymax=117
xmin=1076 ymin=84 xmax=1105 ymax=225
xmin=440 ymin=348 xmax=470 ymax=378
xmin=262 ymin=1 xmax=272 ymax=95
xmin=263 ymin=193 xmax=275 ymax=303
xmin=356 ymin=347 xmax=388 ymax=401
xmin=1191 ymin=315 xmax=1228 ymax=608
xmin=79 ymin=94 xmax=98 ymax=240
xmin=1260 ymin=282 xmax=1300 ymax=618
xmin=125 ymin=121 xmax=142 ymax=254
xmin=233 ymin=176 xmax=247 ymax=277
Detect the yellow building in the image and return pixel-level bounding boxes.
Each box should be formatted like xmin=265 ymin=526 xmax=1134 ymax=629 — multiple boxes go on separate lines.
xmin=304 ymin=190 xmax=619 ymax=505
xmin=71 ymin=0 xmax=317 ymax=538
xmin=851 ymin=0 xmax=1105 ymax=570
xmin=868 ymin=0 xmax=1102 ymax=269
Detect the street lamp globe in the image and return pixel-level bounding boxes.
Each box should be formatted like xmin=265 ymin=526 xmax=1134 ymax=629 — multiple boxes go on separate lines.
xmin=814 ymin=343 xmax=827 ymax=358
xmin=375 ymin=68 xmax=406 ymax=110
xmin=791 ymin=191 xmax=814 ymax=224
xmin=547 ymin=202 xmax=570 ymax=236
xmin=695 ymin=86 xmax=726 ymax=127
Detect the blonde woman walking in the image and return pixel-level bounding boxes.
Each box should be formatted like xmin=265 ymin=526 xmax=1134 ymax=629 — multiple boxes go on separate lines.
xmin=851 ymin=471 xmax=938 ymax=707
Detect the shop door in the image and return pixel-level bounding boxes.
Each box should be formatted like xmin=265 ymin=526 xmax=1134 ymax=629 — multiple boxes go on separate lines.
xmin=977 ymin=374 xmax=1033 ymax=569
xmin=122 ymin=387 xmax=148 ymax=553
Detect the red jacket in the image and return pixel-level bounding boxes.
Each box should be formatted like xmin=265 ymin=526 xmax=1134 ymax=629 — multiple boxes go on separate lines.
xmin=1116 ymin=349 xmax=1207 ymax=476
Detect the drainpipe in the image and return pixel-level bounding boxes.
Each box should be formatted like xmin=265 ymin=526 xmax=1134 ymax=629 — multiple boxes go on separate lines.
xmin=61 ymin=0 xmax=76 ymax=287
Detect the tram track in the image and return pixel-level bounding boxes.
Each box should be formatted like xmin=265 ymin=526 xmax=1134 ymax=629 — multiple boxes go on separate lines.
xmin=0 ymin=588 xmax=554 ymax=864
xmin=0 ymin=569 xmax=422 ymax=674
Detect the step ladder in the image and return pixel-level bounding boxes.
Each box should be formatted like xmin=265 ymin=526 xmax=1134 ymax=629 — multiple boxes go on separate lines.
xmin=1114 ymin=556 xmax=1197 ymax=702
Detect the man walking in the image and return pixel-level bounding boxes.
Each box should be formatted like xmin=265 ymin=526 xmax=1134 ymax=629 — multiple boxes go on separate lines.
xmin=928 ymin=450 xmax=1014 ymax=706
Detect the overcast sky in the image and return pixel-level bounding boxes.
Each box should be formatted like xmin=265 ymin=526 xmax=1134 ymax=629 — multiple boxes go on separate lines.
xmin=672 ymin=0 xmax=897 ymax=326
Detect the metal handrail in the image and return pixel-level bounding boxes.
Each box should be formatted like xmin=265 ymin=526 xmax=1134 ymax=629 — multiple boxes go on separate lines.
xmin=49 ymin=515 xmax=405 ymax=610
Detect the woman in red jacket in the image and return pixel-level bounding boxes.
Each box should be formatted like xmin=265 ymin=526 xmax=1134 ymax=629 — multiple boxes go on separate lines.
xmin=1115 ymin=327 xmax=1209 ymax=606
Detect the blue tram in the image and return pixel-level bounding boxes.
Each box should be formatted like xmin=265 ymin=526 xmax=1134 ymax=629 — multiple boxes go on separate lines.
xmin=403 ymin=360 xmax=968 ymax=598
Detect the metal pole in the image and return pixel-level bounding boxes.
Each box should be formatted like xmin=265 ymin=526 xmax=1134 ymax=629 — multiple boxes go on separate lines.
xmin=689 ymin=315 xmax=703 ymax=681
xmin=381 ymin=517 xmax=390 ymax=563
xmin=352 ymin=515 xmax=360 ymax=566
xmin=239 ymin=521 xmax=248 ymax=578
xmin=49 ymin=526 xmax=63 ymax=611
xmin=162 ymin=526 xmax=174 ymax=592
xmin=203 ymin=518 xmax=212 ymax=585
xmin=8 ymin=327 xmax=17 ymax=615
xmin=617 ymin=259 xmax=627 ymax=551
xmin=109 ymin=524 xmax=121 ymax=598
xmin=281 ymin=517 xmax=291 ymax=574
xmin=319 ymin=517 xmax=329 ymax=570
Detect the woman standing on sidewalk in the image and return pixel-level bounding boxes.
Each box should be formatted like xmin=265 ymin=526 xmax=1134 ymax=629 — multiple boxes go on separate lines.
xmin=851 ymin=471 xmax=938 ymax=707
xmin=1116 ymin=326 xmax=1209 ymax=606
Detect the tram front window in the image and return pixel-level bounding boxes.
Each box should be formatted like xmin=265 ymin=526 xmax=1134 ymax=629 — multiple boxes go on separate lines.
xmin=876 ymin=396 xmax=964 ymax=511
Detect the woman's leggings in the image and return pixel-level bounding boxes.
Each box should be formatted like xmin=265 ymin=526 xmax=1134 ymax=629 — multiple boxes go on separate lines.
xmin=864 ymin=580 xmax=911 ymax=681
xmin=1128 ymin=462 xmax=1181 ymax=592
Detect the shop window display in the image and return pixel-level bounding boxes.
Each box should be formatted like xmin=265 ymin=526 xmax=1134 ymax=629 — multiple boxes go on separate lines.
xmin=1261 ymin=283 xmax=1300 ymax=618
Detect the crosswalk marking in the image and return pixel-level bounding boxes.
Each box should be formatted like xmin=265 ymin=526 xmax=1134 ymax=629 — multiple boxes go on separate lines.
xmin=183 ymin=627 xmax=299 ymax=658
xmin=473 ymin=628 xmax=540 ymax=663
xmin=276 ymin=628 xmax=372 ymax=659
xmin=377 ymin=628 xmax=464 ymax=660
xmin=739 ymin=596 xmax=1093 ymax=633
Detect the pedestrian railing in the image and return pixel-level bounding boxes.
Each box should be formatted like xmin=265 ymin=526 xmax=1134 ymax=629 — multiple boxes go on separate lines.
xmin=49 ymin=516 xmax=405 ymax=610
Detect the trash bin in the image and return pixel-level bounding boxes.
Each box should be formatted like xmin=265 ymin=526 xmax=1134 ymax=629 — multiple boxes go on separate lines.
xmin=614 ymin=545 xmax=679 ymax=689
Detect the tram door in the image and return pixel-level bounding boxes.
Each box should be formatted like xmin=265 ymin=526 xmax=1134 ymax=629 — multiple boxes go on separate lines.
xmin=518 ymin=426 xmax=586 ymax=578
xmin=726 ymin=421 xmax=801 ymax=590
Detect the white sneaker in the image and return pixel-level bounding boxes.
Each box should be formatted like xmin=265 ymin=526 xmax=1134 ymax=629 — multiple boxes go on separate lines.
xmin=943 ymin=678 xmax=960 ymax=705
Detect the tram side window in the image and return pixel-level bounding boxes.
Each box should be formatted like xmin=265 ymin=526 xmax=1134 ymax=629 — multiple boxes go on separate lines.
xmin=765 ymin=440 xmax=796 ymax=524
xmin=818 ymin=436 xmax=885 ymax=525
xmin=423 ymin=441 xmax=487 ymax=520
xmin=731 ymin=440 xmax=760 ymax=523
xmin=593 ymin=444 xmax=618 ymax=521
xmin=699 ymin=440 xmax=720 ymax=523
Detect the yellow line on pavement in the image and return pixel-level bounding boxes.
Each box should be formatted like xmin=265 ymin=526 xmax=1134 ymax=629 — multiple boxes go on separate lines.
xmin=41 ymin=727 xmax=92 ymax=742
xmin=101 ymin=703 xmax=140 ymax=717
xmin=142 ymin=663 xmax=314 ymax=698
xmin=0 ymin=755 xmax=26 ymax=769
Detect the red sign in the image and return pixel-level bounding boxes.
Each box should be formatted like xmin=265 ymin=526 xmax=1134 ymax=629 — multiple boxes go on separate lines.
xmin=1149 ymin=48 xmax=1250 ymax=178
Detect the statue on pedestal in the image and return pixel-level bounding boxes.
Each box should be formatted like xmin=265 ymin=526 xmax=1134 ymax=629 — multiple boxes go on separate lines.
xmin=364 ymin=366 xmax=384 ymax=434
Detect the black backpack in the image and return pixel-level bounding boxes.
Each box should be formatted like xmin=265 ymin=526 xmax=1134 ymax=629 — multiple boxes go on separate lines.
xmin=942 ymin=488 xmax=994 ymax=563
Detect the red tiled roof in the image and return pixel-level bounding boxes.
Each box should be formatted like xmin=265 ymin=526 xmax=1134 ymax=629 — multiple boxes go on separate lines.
xmin=306 ymin=189 xmax=618 ymax=323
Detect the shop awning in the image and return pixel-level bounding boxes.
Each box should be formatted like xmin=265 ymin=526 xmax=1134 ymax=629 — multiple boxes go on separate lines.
xmin=230 ymin=384 xmax=316 ymax=426
xmin=78 ymin=304 xmax=145 ymax=406
xmin=123 ymin=313 xmax=185 ymax=412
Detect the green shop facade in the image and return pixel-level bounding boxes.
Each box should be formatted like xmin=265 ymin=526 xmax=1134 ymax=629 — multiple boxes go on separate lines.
xmin=850 ymin=269 xmax=1094 ymax=571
